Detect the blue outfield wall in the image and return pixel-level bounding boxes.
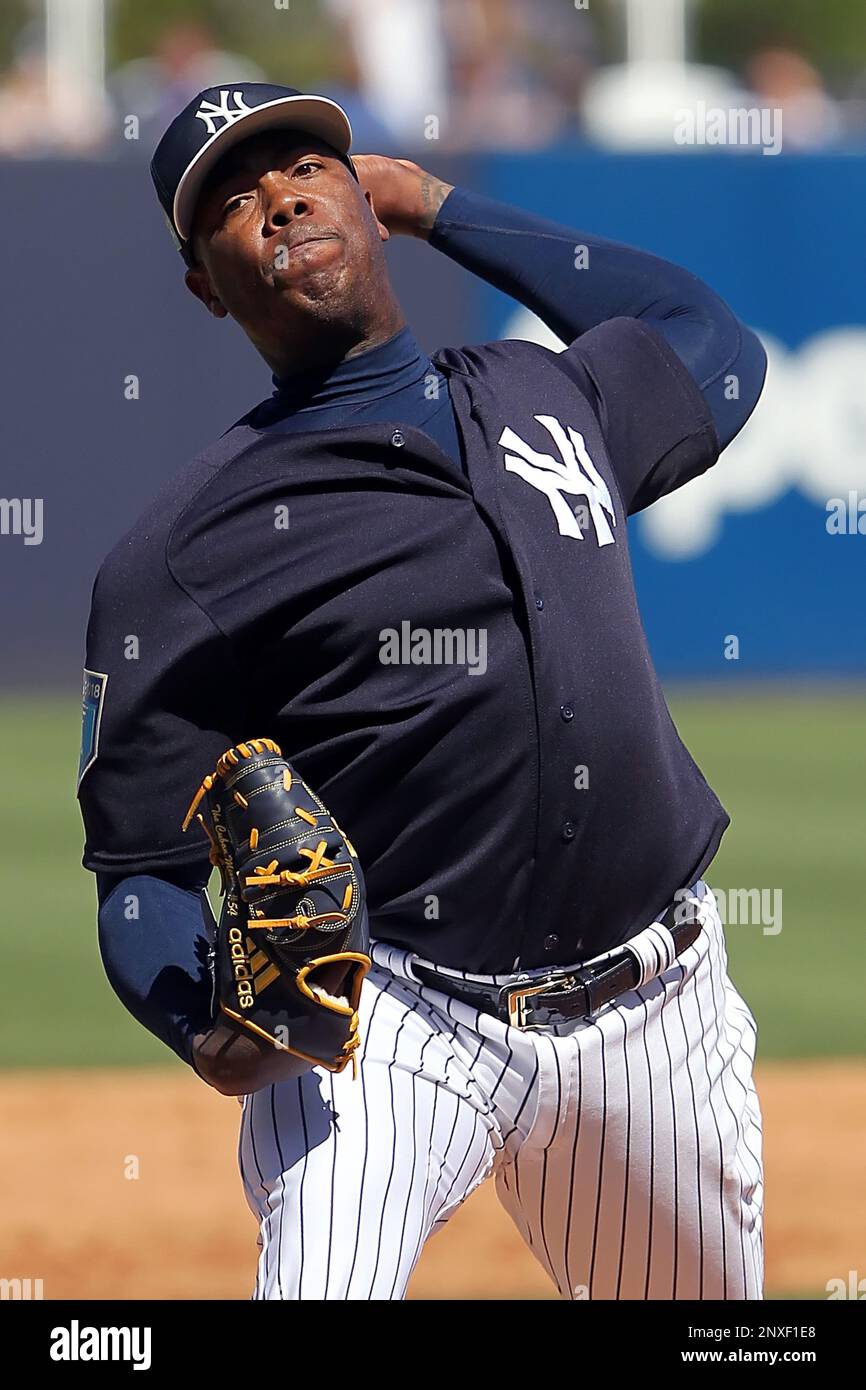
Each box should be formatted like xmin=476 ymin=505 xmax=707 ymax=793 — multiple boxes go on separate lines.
xmin=473 ymin=150 xmax=866 ymax=677
xmin=0 ymin=150 xmax=863 ymax=690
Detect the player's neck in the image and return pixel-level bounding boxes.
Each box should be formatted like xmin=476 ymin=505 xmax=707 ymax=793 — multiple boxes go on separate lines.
xmin=271 ymin=325 xmax=425 ymax=402
xmin=258 ymin=304 xmax=407 ymax=383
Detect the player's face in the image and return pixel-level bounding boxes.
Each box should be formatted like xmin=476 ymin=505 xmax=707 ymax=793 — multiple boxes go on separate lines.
xmin=185 ymin=130 xmax=391 ymax=371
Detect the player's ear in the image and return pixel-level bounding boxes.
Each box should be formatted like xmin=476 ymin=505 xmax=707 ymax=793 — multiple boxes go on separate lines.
xmin=184 ymin=265 xmax=228 ymax=318
xmin=364 ymin=190 xmax=390 ymax=244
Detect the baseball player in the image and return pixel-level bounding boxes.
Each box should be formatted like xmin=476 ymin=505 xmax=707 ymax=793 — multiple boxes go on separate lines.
xmin=78 ymin=83 xmax=767 ymax=1300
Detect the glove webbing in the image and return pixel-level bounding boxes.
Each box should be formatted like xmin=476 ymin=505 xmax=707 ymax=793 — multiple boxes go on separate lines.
xmin=181 ymin=736 xmax=358 ymax=931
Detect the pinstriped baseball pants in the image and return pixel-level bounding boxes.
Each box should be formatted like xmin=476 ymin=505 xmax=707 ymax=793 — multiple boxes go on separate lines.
xmin=238 ymin=883 xmax=764 ymax=1300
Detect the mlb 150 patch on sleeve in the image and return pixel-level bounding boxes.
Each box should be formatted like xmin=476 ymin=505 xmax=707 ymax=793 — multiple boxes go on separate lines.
xmin=78 ymin=669 xmax=108 ymax=787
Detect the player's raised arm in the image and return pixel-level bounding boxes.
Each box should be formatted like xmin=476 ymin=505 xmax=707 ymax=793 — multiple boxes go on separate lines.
xmin=354 ymin=157 xmax=766 ymax=460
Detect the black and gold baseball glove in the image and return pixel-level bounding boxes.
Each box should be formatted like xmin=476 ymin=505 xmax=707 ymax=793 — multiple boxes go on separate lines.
xmin=182 ymin=738 xmax=371 ymax=1078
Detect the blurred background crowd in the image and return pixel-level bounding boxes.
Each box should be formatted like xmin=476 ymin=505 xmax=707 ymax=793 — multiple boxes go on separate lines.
xmin=0 ymin=0 xmax=864 ymax=159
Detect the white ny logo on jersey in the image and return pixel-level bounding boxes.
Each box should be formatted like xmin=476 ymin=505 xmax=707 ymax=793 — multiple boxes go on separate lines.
xmin=195 ymin=90 xmax=254 ymax=137
xmin=499 ymin=415 xmax=616 ymax=546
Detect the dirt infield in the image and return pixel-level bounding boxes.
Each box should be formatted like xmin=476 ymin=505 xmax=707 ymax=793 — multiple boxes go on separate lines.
xmin=1 ymin=1061 xmax=863 ymax=1300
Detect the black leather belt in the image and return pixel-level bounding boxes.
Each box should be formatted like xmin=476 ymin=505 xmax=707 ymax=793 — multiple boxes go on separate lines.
xmin=412 ymin=897 xmax=703 ymax=1029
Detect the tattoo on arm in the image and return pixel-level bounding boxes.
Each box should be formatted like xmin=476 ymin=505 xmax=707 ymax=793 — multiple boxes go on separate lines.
xmin=418 ymin=176 xmax=454 ymax=233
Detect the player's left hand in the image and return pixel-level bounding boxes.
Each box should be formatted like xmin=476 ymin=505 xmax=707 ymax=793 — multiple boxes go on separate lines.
xmin=182 ymin=737 xmax=371 ymax=1089
xmin=352 ymin=155 xmax=454 ymax=240
xmin=191 ymin=1017 xmax=307 ymax=1096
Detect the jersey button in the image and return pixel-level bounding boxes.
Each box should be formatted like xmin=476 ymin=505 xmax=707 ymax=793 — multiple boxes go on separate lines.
xmin=391 ymin=429 xmax=406 ymax=448
xmin=543 ymin=933 xmax=559 ymax=952
xmin=561 ymin=819 xmax=576 ymax=842
xmin=560 ymin=704 xmax=574 ymax=722
xmin=535 ymin=597 xmax=544 ymax=611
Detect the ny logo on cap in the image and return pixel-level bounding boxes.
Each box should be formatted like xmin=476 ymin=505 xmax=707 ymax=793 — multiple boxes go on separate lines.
xmin=499 ymin=416 xmax=617 ymax=546
xmin=195 ymin=89 xmax=254 ymax=137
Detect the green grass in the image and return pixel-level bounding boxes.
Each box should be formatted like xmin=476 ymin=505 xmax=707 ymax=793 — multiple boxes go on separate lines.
xmin=0 ymin=691 xmax=863 ymax=1067
xmin=0 ymin=697 xmax=177 ymax=1067
xmin=668 ymin=690 xmax=866 ymax=1060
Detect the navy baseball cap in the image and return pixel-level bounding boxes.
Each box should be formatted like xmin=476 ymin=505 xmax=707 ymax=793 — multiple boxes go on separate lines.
xmin=151 ymin=82 xmax=356 ymax=256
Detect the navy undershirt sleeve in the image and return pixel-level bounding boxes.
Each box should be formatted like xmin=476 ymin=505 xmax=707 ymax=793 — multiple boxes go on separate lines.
xmin=429 ymin=186 xmax=766 ymax=450
xmin=96 ymin=865 xmax=213 ymax=1069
